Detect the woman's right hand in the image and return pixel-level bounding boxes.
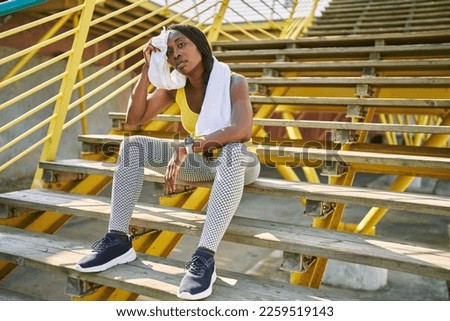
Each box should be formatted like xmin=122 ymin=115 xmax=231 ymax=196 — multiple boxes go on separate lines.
xmin=164 ymin=144 xmax=187 ymax=194
xmin=142 ymin=38 xmax=160 ymax=66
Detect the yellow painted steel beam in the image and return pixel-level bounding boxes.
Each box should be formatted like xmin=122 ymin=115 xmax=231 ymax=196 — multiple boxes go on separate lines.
xmin=291 ymin=167 xmax=357 ymax=288
xmin=279 ymin=0 xmax=298 ymax=38
xmin=273 ymin=105 xmax=447 ymax=116
xmin=356 ymin=107 xmax=377 ymax=144
xmin=279 ymin=111 xmax=320 ymax=184
xmin=75 ymin=67 xmax=88 ymax=135
xmin=284 ymin=0 xmax=319 ymax=39
xmin=73 ymin=13 xmax=88 ymax=135
xmin=126 ymin=0 xmax=185 ymax=23
xmin=72 ymin=286 xmax=137 ymax=301
xmin=252 ymin=88 xmax=291 ymax=137
xmin=32 ymin=0 xmax=97 ymax=187
xmin=207 ymin=0 xmax=229 ymax=43
xmin=0 ymin=3 xmax=82 ymax=40
xmin=273 ymin=110 xmax=324 ymax=287
xmin=223 ymin=18 xmax=279 ymax=41
xmin=350 ymin=164 xmax=450 ymax=180
xmin=355 ymin=111 xmax=450 ymax=234
xmin=290 ymin=105 xmax=377 ymax=288
xmin=339 ymin=222 xmax=375 ymax=235
xmin=347 ymin=142 xmax=450 ymax=158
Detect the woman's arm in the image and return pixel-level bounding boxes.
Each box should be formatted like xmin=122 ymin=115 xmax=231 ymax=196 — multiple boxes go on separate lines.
xmin=165 ymin=73 xmax=253 ymax=193
xmin=125 ymin=41 xmax=176 ymax=126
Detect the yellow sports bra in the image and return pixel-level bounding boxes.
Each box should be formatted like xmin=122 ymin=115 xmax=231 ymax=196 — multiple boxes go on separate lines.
xmin=175 ymin=87 xmax=256 ymax=155
xmin=176 ymin=87 xmax=198 ymax=135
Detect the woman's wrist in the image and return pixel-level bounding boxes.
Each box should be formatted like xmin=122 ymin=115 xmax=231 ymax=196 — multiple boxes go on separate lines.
xmin=141 ymin=65 xmax=150 ymax=79
xmin=174 ymin=144 xmax=187 ymax=167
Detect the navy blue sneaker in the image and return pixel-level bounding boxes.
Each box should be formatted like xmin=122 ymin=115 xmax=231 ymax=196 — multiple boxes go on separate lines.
xmin=75 ymin=231 xmax=136 ymax=273
xmin=177 ymin=248 xmax=217 ymax=300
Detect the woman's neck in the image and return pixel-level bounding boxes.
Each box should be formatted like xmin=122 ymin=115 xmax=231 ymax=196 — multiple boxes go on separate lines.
xmin=187 ymin=74 xmax=204 ymax=88
xmin=186 ymin=76 xmax=205 ymax=92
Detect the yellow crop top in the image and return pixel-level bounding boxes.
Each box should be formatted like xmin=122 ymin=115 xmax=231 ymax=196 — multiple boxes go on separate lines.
xmin=175 ymin=87 xmax=256 ymax=155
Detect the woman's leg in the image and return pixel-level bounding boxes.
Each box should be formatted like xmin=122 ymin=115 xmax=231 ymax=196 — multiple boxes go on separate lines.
xmin=108 ymin=136 xmax=171 ymax=233
xmin=197 ymin=142 xmax=260 ymax=252
xmin=109 ymin=135 xmax=216 ymax=233
xmin=77 ymin=135 xmax=217 ymax=273
xmin=178 ymin=142 xmax=260 ymax=299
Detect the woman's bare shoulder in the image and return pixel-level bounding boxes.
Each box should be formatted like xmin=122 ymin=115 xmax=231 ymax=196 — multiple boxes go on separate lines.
xmin=230 ymin=72 xmax=248 ymax=87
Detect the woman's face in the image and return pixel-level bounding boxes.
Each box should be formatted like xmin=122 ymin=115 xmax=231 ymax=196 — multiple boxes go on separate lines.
xmin=166 ymin=30 xmax=203 ymax=76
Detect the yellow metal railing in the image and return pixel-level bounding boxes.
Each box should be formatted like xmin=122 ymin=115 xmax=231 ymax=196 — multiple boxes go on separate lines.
xmin=0 ymin=4 xmax=83 ymax=174
xmin=0 ymin=0 xmax=323 ymax=180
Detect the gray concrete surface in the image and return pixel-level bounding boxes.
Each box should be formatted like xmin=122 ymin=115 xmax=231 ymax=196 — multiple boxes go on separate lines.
xmin=0 ymin=168 xmax=449 ymax=301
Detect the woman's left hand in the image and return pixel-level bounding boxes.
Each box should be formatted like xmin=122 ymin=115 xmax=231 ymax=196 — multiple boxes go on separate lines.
xmin=164 ymin=145 xmax=187 ymax=194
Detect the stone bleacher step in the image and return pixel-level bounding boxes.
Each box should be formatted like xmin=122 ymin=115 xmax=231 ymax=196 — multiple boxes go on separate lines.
xmin=0 ymin=225 xmax=331 ymax=301
xmin=227 ymin=59 xmax=450 ymax=73
xmin=246 ymin=76 xmax=450 ymax=88
xmin=0 ymin=286 xmax=43 ymax=301
xmin=309 ymin=15 xmax=450 ymax=30
xmin=0 ymin=189 xmax=449 ymax=281
xmin=322 ymin=8 xmax=450 ymax=22
xmin=306 ymin=26 xmax=450 ymax=37
xmin=77 ymin=133 xmax=450 ymax=178
xmin=211 ymin=30 xmax=450 ymax=51
xmin=40 ymin=159 xmax=450 ymax=216
xmin=310 ymin=17 xmax=450 ymax=31
xmin=315 ymin=9 xmax=448 ymax=25
xmin=214 ymin=43 xmax=450 ymax=61
xmin=307 ymin=1 xmax=450 ymax=36
xmin=326 ymin=0 xmax=446 ymax=13
xmin=38 ymin=158 xmax=450 ymax=216
xmin=247 ymin=96 xmax=450 ymax=109
xmin=110 ymin=112 xmax=450 ymax=135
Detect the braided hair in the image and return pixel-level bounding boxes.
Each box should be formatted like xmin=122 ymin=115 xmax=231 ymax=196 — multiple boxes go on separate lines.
xmin=167 ymin=24 xmax=213 ymax=87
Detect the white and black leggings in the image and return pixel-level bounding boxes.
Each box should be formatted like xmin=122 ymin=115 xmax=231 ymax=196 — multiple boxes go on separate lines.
xmin=109 ymin=135 xmax=260 ymax=253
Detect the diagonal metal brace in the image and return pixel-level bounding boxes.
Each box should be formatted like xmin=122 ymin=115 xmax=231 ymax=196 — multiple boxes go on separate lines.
xmin=280 ymin=251 xmax=317 ymax=273
xmin=304 ymin=200 xmax=336 ymax=218
xmin=321 ymin=160 xmax=349 ymax=177
xmin=332 ymin=129 xmax=359 ymax=144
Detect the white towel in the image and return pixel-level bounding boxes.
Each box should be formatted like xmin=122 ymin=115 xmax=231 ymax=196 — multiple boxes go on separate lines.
xmin=147 ymin=28 xmax=186 ymax=90
xmin=195 ymin=57 xmax=232 ymax=136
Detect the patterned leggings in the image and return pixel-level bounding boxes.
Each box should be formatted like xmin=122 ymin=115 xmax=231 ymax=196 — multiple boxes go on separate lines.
xmin=109 ymin=135 xmax=260 ymax=252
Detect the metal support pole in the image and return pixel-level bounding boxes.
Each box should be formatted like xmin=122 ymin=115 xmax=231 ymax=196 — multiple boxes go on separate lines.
xmin=355 ymin=111 xmax=450 ymax=234
xmin=32 ymin=0 xmax=97 ymax=187
xmin=207 ymin=0 xmax=229 ymax=42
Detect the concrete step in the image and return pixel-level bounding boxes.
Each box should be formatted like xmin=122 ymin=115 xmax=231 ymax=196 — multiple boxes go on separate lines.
xmin=1 ymin=189 xmax=449 ymax=281
xmin=0 ymin=225 xmax=334 ymax=300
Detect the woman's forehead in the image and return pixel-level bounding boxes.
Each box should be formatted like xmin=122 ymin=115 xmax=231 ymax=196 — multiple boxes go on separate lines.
xmin=168 ymin=30 xmax=187 ymax=42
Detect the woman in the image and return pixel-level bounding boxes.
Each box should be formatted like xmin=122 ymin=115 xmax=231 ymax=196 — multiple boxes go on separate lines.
xmin=75 ymin=24 xmax=260 ymax=300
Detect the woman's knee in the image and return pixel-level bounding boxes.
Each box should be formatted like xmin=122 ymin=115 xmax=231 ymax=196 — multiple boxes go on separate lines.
xmin=220 ymin=142 xmax=245 ymax=158
xmin=119 ymin=136 xmax=146 ymax=166
xmin=219 ymin=143 xmax=259 ymax=170
xmin=244 ymin=160 xmax=260 ymax=185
